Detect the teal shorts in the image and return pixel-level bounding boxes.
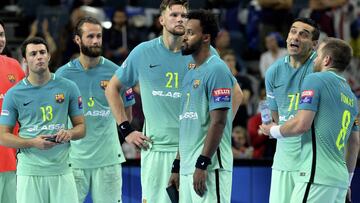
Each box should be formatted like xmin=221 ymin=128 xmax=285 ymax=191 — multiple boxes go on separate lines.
xmin=269 ymin=169 xmax=297 ymax=203
xmin=179 ymin=169 xmax=232 ymax=203
xmin=0 ymin=171 xmax=16 ymax=203
xmin=290 ymin=182 xmax=347 ymax=203
xmin=72 ymin=164 xmax=122 ymax=203
xmin=17 ymin=173 xmax=78 ymax=203
xmin=141 ymin=150 xmax=177 ymax=203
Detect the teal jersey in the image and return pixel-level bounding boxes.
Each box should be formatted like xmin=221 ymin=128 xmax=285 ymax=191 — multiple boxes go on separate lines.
xmin=296 ymin=71 xmax=359 ymax=188
xmin=0 ymin=74 xmax=83 ymax=175
xmin=56 ymin=57 xmax=135 ymax=168
xmin=115 ymin=36 xmax=215 ymax=151
xmin=179 ymin=55 xmax=235 ymax=175
xmin=265 ymin=52 xmax=316 ymax=171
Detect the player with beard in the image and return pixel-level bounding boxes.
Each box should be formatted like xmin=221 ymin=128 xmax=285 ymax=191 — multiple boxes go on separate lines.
xmin=261 ymin=38 xmax=359 ymax=203
xmin=177 ymin=10 xmax=240 ymax=202
xmin=56 ymin=17 xmax=135 ymax=203
xmin=264 ymin=18 xmax=320 ymax=203
xmin=106 ymin=0 xmax=243 ymax=202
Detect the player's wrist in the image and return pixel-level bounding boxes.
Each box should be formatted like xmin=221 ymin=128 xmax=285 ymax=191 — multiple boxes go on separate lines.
xmin=349 ymin=172 xmax=354 ymax=187
xmin=117 ymin=121 xmax=135 ymax=139
xmin=195 ymin=155 xmax=211 ymax=170
xmin=270 ymin=125 xmax=284 ymax=139
xmin=171 ymin=159 xmax=180 ymax=173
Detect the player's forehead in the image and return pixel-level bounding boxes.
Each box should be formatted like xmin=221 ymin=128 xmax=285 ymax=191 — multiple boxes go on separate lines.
xmin=81 ymin=23 xmax=102 ymax=34
xmin=290 ymin=21 xmax=314 ymax=34
xmin=26 ymin=43 xmax=47 ymax=53
xmin=164 ymin=4 xmax=187 ymax=15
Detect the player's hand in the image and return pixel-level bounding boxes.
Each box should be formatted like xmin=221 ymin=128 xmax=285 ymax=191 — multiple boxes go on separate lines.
xmin=125 ymin=131 xmax=151 ymax=150
xmin=168 ymin=172 xmax=180 ymax=190
xmin=54 ymin=129 xmax=72 ymax=143
xmin=346 ymin=188 xmax=352 ymax=203
xmin=259 ymin=122 xmax=276 ymax=137
xmin=30 ymin=135 xmax=58 ymax=150
xmin=193 ymin=168 xmax=207 ymax=197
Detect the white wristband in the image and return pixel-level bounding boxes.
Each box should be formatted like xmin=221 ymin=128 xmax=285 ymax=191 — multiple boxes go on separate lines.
xmin=349 ymin=172 xmax=354 ymax=187
xmin=270 ymin=125 xmax=284 ymax=139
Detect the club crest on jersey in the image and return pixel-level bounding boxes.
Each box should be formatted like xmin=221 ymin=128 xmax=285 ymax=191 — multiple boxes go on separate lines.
xmin=100 ymin=80 xmax=109 ymax=90
xmin=78 ymin=96 xmax=83 ymax=109
xmin=300 ymin=90 xmax=314 ymax=104
xmin=55 ymin=93 xmax=65 ymax=103
xmin=212 ymin=88 xmax=231 ymax=102
xmin=188 ymin=63 xmax=196 ymax=69
xmin=193 ymin=80 xmax=200 ymax=88
xmin=7 ymin=74 xmax=16 ymax=83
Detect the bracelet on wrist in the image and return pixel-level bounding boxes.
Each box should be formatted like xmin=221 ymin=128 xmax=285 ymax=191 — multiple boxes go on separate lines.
xmin=270 ymin=125 xmax=284 ymax=139
xmin=195 ymin=155 xmax=211 ymax=170
xmin=117 ymin=121 xmax=135 ymax=138
xmin=171 ymin=159 xmax=180 ymax=173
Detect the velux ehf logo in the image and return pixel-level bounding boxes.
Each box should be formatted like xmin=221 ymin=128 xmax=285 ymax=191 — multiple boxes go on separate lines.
xmin=212 ymin=88 xmax=231 ymax=102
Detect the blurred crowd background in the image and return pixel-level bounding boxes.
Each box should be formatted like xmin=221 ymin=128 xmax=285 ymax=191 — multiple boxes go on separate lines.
xmin=1 ymin=0 xmax=359 ymax=160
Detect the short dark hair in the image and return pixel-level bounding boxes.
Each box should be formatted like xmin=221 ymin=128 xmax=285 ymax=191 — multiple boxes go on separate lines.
xmin=321 ymin=37 xmax=353 ymax=72
xmin=0 ymin=19 xmax=4 ymax=30
xmin=159 ymin=0 xmax=188 ymax=14
xmin=21 ymin=37 xmax=49 ymax=58
xmin=186 ymin=9 xmax=219 ymax=42
xmin=74 ymin=16 xmax=102 ymax=37
xmin=293 ymin=17 xmax=320 ymax=41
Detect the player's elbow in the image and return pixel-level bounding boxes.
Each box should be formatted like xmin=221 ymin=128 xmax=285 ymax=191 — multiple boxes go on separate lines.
xmin=296 ymin=120 xmax=311 ymax=134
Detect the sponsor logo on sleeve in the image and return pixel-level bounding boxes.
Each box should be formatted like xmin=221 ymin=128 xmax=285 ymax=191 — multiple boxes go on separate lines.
xmin=125 ymin=88 xmax=134 ymax=101
xmin=1 ymin=110 xmax=9 ymax=116
xmin=78 ymin=96 xmax=83 ymax=109
xmin=100 ymin=80 xmax=109 ymax=90
xmin=55 ymin=93 xmax=65 ymax=103
xmin=300 ymin=90 xmax=314 ymax=104
xmin=212 ymin=88 xmax=231 ymax=102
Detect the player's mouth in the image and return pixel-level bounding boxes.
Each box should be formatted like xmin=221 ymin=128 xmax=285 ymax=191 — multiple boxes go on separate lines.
xmin=289 ymin=42 xmax=300 ymax=49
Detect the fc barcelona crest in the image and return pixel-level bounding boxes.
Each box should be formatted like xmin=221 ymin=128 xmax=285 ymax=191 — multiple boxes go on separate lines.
xmin=55 ymin=93 xmax=65 ymax=103
xmin=100 ymin=80 xmax=109 ymax=90
xmin=193 ymin=80 xmax=200 ymax=88
xmin=7 ymin=74 xmax=16 ymax=83
xmin=188 ymin=63 xmax=196 ymax=69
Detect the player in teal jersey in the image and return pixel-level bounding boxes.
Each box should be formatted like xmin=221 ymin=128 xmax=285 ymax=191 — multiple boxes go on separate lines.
xmin=105 ymin=1 xmax=189 ymax=202
xmin=261 ymin=38 xmax=359 ymax=203
xmin=56 ymin=17 xmax=135 ymax=203
xmin=0 ymin=37 xmax=85 ymax=203
xmin=264 ymin=17 xmax=320 ymax=203
xmin=178 ymin=10 xmax=242 ymax=202
xmin=106 ymin=1 xmax=241 ymax=202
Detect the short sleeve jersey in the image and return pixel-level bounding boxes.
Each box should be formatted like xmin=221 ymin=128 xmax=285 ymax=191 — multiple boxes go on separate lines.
xmin=265 ymin=52 xmax=316 ymax=170
xmin=179 ymin=55 xmax=235 ymax=175
xmin=56 ymin=57 xmax=135 ymax=168
xmin=0 ymin=55 xmax=25 ymax=172
xmin=297 ymin=71 xmax=359 ymax=189
xmin=0 ymin=74 xmax=83 ymax=176
xmin=115 ymin=36 xmax=194 ymax=151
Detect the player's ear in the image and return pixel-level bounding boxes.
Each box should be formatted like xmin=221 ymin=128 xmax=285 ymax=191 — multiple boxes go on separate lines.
xmin=74 ymin=35 xmax=81 ymax=46
xmin=159 ymin=15 xmax=165 ymax=26
xmin=323 ymin=55 xmax=331 ymax=66
xmin=203 ymin=34 xmax=210 ymax=44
